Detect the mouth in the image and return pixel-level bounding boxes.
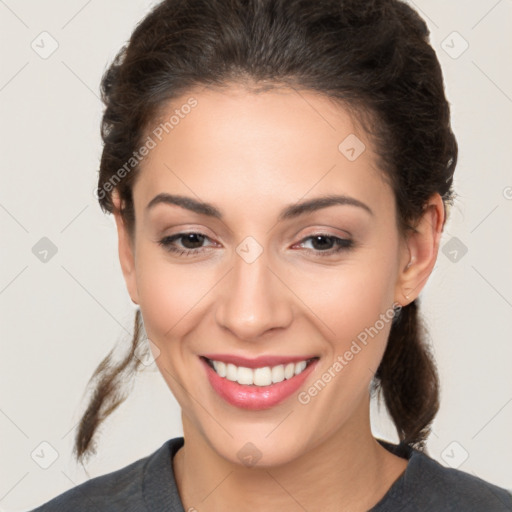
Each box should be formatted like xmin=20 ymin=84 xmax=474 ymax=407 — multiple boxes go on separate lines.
xmin=200 ymin=355 xmax=320 ymax=410
xmin=201 ymin=355 xmax=319 ymax=386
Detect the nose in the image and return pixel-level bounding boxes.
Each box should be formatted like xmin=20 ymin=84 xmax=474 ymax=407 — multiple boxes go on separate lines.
xmin=214 ymin=247 xmax=293 ymax=342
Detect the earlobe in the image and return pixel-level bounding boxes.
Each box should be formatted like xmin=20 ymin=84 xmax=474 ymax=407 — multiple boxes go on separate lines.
xmin=112 ymin=190 xmax=139 ymax=305
xmin=395 ymin=194 xmax=445 ymax=306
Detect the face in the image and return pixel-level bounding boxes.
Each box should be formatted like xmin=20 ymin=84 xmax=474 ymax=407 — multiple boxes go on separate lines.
xmin=113 ymin=84 xmax=439 ymax=467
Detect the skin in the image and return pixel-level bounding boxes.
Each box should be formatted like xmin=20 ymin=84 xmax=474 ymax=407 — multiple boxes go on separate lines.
xmin=112 ymin=84 xmax=445 ymax=512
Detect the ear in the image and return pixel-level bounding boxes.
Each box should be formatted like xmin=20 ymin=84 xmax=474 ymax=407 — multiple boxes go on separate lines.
xmin=394 ymin=193 xmax=445 ymax=306
xmin=112 ymin=190 xmax=139 ymax=305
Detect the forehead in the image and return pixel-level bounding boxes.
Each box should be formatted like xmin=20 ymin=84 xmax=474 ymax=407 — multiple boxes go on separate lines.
xmin=132 ymin=84 xmax=393 ymax=221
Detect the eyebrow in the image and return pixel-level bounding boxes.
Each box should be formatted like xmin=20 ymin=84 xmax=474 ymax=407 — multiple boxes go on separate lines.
xmin=145 ymin=193 xmax=374 ymax=220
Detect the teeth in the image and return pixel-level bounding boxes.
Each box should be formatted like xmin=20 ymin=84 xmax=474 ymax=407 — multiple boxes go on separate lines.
xmin=271 ymin=365 xmax=285 ymax=383
xmin=210 ymin=359 xmax=311 ymax=386
xmin=294 ymin=361 xmax=307 ymax=375
xmin=213 ymin=360 xmax=226 ymax=377
xmin=254 ymin=366 xmax=272 ymax=386
xmin=225 ymin=363 xmax=238 ymax=382
xmin=237 ymin=366 xmax=254 ymax=385
xmin=284 ymin=362 xmax=295 ymax=379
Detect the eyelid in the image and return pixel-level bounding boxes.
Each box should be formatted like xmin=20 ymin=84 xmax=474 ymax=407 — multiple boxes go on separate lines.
xmin=294 ymin=224 xmax=353 ymax=239
xmin=158 ymin=230 xmax=354 ymax=259
xmin=158 ymin=224 xmax=217 ymax=238
xmin=158 ymin=228 xmax=351 ymax=246
xmin=293 ymin=233 xmax=354 ymax=253
xmin=158 ymin=231 xmax=217 ymax=250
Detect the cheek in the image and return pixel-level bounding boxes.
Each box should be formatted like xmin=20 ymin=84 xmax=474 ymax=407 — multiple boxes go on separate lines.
xmin=289 ymin=244 xmax=399 ymax=409
xmin=295 ymin=254 xmax=398 ymax=347
xmin=134 ymin=245 xmax=219 ymax=353
xmin=134 ymin=249 xmax=215 ymax=406
xmin=293 ymin=263 xmax=397 ymax=432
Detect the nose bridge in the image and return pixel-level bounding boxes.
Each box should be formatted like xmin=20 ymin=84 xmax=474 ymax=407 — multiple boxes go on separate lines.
xmin=215 ymin=240 xmax=292 ymax=340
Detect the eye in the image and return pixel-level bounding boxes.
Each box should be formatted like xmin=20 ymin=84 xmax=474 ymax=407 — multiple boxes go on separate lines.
xmin=294 ymin=233 xmax=354 ymax=257
xmin=158 ymin=232 xmax=354 ymax=258
xmin=158 ymin=232 xmax=216 ymax=256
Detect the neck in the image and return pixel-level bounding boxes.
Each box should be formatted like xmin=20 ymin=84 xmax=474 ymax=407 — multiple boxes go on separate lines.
xmin=172 ymin=395 xmax=408 ymax=512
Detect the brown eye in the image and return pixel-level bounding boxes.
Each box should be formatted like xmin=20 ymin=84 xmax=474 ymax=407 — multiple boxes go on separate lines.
xmin=296 ymin=234 xmax=353 ymax=256
xmin=158 ymin=232 xmax=215 ymax=256
xmin=178 ymin=233 xmax=206 ymax=249
xmin=309 ymin=235 xmax=336 ymax=250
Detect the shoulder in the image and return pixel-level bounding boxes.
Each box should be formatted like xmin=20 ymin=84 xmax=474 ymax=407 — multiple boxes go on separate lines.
xmin=412 ymin=455 xmax=512 ymax=511
xmin=376 ymin=440 xmax=512 ymax=511
xmin=30 ymin=438 xmax=183 ymax=512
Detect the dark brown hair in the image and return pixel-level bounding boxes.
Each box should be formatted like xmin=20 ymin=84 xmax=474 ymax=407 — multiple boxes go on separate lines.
xmin=75 ymin=0 xmax=457 ymax=463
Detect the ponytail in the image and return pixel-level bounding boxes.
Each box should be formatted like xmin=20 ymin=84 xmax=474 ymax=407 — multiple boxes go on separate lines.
xmin=373 ymin=299 xmax=440 ymax=451
xmin=74 ymin=309 xmax=144 ymax=463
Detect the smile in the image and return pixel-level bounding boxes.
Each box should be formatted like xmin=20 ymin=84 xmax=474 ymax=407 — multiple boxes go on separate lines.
xmin=204 ymin=357 xmax=317 ymax=386
xmin=200 ymin=355 xmax=320 ymax=410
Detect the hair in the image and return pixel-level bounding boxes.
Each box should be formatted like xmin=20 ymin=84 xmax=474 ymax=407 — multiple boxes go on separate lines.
xmin=75 ymin=0 xmax=457 ymax=463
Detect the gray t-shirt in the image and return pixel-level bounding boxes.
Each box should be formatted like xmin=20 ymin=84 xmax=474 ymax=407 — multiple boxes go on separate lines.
xmin=31 ymin=437 xmax=512 ymax=511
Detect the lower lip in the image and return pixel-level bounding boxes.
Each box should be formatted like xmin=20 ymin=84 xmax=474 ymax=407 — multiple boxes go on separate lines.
xmin=201 ymin=358 xmax=318 ymax=410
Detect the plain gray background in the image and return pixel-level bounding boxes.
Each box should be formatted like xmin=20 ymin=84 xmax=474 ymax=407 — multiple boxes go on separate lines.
xmin=1 ymin=0 xmax=511 ymax=510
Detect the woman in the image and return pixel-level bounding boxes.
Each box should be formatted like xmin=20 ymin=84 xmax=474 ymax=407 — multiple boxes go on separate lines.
xmin=32 ymin=0 xmax=512 ymax=510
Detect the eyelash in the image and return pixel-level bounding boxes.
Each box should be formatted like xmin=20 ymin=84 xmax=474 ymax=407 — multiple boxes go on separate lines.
xmin=157 ymin=232 xmax=354 ymax=258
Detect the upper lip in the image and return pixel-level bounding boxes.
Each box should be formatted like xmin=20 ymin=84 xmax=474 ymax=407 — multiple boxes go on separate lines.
xmin=201 ymin=353 xmax=318 ymax=368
